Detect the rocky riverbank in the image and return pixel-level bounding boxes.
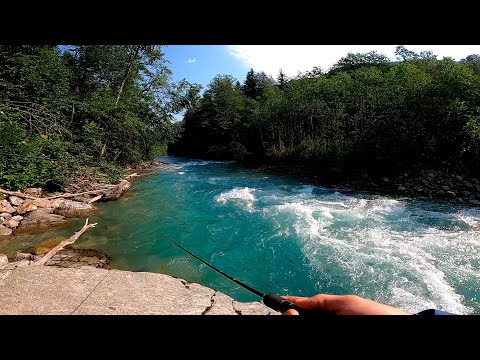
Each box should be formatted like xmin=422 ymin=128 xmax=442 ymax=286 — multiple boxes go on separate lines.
xmin=0 ymin=160 xmax=166 ymax=257
xmin=257 ymin=163 xmax=480 ymax=206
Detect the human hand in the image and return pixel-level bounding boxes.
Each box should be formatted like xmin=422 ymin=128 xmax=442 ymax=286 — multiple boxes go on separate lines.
xmin=281 ymin=294 xmax=410 ymax=315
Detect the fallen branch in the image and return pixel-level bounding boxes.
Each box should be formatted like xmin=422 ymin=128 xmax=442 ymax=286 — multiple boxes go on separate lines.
xmin=43 ymin=189 xmax=108 ymax=200
xmin=0 ymin=188 xmax=38 ymax=200
xmin=33 ymin=218 xmax=97 ymax=266
xmin=87 ymin=194 xmax=103 ymax=204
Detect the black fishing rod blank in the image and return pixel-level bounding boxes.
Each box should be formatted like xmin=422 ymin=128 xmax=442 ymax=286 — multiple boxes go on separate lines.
xmin=160 ymin=233 xmax=332 ymax=315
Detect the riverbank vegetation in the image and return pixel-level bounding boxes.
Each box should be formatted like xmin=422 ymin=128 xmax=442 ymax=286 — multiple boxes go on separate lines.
xmin=0 ymin=45 xmax=199 ymax=190
xmin=171 ymin=46 xmax=480 ymax=180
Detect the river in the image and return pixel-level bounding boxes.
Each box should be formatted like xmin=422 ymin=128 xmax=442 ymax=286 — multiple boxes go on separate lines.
xmin=2 ymin=156 xmax=479 ymax=314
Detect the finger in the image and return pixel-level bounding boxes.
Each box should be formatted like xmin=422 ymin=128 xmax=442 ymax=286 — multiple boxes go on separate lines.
xmin=283 ymin=294 xmax=344 ymax=312
xmin=282 ymin=309 xmax=299 ymax=315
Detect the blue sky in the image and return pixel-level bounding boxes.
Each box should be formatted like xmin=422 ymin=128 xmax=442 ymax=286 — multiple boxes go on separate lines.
xmin=163 ymin=45 xmax=250 ymax=89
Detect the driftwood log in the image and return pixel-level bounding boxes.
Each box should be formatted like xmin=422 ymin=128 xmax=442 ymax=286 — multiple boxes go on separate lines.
xmin=33 ymin=218 xmax=97 ymax=266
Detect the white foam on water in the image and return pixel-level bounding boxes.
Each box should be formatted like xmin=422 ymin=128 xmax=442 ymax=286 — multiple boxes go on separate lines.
xmin=456 ymin=208 xmax=480 ymax=229
xmin=270 ymin=192 xmax=476 ymax=314
xmin=183 ymin=160 xmax=234 ymax=166
xmin=178 ymin=171 xmax=185 ymax=175
xmin=215 ymin=187 xmax=257 ymax=212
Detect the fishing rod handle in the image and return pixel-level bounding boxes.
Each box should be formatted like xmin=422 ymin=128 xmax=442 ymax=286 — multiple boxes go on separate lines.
xmin=263 ymin=293 xmax=335 ymax=316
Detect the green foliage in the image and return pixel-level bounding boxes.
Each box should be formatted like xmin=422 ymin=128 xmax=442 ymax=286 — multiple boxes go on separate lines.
xmin=172 ymin=48 xmax=480 ymax=177
xmin=0 ymin=45 xmax=197 ymax=190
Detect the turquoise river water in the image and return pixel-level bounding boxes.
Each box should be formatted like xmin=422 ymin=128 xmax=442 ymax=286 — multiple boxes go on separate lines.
xmin=2 ymin=156 xmax=479 ymax=314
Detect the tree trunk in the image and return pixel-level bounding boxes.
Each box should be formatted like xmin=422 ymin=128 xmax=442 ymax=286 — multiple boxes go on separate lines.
xmin=115 ymin=46 xmax=140 ymax=107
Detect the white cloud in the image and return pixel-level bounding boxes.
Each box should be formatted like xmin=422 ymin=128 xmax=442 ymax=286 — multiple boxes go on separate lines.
xmin=186 ymin=57 xmax=196 ymax=64
xmin=227 ymin=45 xmax=480 ymax=77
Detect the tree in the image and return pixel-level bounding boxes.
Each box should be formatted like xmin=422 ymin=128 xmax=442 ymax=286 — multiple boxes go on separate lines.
xmin=395 ymin=45 xmax=419 ymax=62
xmin=242 ymin=68 xmax=257 ymax=99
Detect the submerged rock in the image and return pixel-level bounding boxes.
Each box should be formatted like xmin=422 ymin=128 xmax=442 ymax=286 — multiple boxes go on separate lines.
xmin=15 ymin=209 xmax=67 ymax=233
xmin=41 ymin=248 xmax=111 ymax=269
xmin=33 ymin=236 xmax=66 ymax=255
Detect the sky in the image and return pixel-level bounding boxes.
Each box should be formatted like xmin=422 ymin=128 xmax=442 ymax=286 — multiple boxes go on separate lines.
xmin=163 ymin=45 xmax=480 ymax=89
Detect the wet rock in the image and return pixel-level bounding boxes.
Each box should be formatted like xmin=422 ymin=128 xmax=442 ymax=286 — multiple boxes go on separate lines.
xmin=24 ymin=188 xmax=42 ymax=197
xmin=382 ymin=177 xmax=390 ymax=183
xmin=434 ymin=190 xmax=445 ymax=197
xmin=15 ymin=209 xmax=67 ymax=233
xmin=469 ymin=199 xmax=480 ymax=205
xmin=0 ymin=224 xmax=13 ymax=236
xmin=397 ymin=185 xmax=407 ymax=192
xmin=9 ymin=196 xmax=24 ymax=206
xmin=460 ymin=190 xmax=471 ymax=198
xmin=445 ymin=191 xmax=456 ymax=199
xmin=41 ymin=248 xmax=111 ymax=269
xmin=16 ymin=202 xmax=38 ymax=214
xmin=54 ymin=200 xmax=95 ymax=218
xmin=0 ymin=254 xmax=8 ymax=268
xmin=0 ymin=200 xmax=16 ymax=214
xmin=464 ymin=182 xmax=474 ymax=189
xmin=102 ymin=180 xmax=131 ymax=201
xmin=455 ymin=175 xmax=463 ymax=182
xmin=441 ymin=185 xmax=451 ymax=192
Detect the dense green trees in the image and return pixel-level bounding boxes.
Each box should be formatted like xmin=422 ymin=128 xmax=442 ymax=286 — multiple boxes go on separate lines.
xmin=0 ymin=45 xmax=196 ymax=190
xmin=172 ymin=47 xmax=480 ymax=177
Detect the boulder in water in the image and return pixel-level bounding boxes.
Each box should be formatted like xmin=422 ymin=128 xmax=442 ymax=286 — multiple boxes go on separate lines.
xmin=54 ymin=200 xmax=95 ymax=218
xmin=102 ymin=180 xmax=131 ymax=201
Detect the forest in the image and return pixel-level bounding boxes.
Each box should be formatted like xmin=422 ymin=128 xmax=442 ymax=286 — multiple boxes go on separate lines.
xmin=0 ymin=45 xmax=198 ymax=190
xmin=2 ymin=45 xmax=480 ymax=191
xmin=171 ymin=46 xmax=480 ymax=178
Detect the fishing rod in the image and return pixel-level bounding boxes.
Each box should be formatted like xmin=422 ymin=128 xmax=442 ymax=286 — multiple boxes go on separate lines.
xmin=160 ymin=232 xmax=332 ymax=315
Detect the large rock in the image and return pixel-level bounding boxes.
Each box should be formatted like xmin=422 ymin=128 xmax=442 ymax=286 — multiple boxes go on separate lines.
xmin=16 ymin=202 xmax=38 ymax=214
xmin=43 ymin=248 xmax=110 ymax=269
xmin=54 ymin=200 xmax=95 ymax=218
xmin=30 ymin=198 xmax=54 ymax=208
xmin=15 ymin=209 xmax=67 ymax=233
xmin=469 ymin=199 xmax=480 ymax=205
xmin=9 ymin=196 xmax=24 ymax=206
xmin=445 ymin=191 xmax=456 ymax=199
xmin=0 ymin=254 xmax=8 ymax=268
xmin=0 ymin=200 xmax=16 ymax=214
xmin=0 ymin=224 xmax=13 ymax=236
xmin=102 ymin=180 xmax=131 ymax=201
